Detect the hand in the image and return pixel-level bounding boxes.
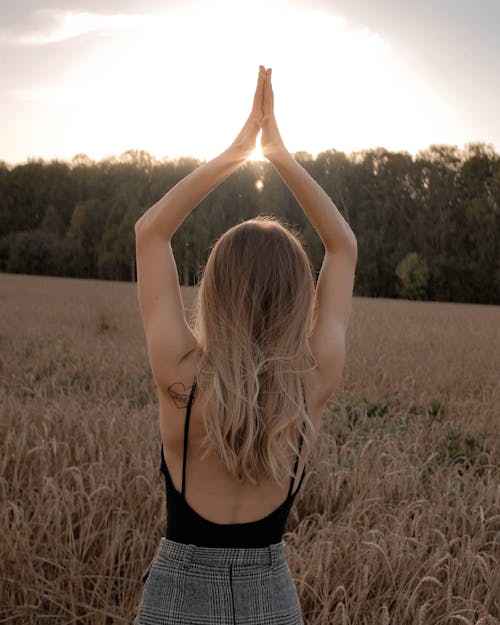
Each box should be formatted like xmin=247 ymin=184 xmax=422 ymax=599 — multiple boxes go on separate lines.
xmin=228 ymin=65 xmax=265 ymax=159
xmin=261 ymin=68 xmax=288 ymax=161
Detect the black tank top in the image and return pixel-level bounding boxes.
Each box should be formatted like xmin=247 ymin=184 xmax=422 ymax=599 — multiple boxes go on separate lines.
xmin=160 ymin=380 xmax=308 ymax=548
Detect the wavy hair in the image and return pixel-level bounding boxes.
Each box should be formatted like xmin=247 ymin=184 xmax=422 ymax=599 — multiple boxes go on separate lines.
xmin=191 ymin=214 xmax=318 ymax=487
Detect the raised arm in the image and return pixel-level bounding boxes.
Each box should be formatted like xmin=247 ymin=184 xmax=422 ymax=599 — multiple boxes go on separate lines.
xmin=134 ymin=67 xmax=266 ymax=395
xmin=135 ymin=65 xmax=266 ymax=239
xmin=261 ymin=68 xmax=357 ymax=252
xmin=261 ymin=68 xmax=358 ymax=403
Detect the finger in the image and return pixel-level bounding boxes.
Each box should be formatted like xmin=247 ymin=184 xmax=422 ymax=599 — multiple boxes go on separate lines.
xmin=263 ymin=68 xmax=274 ymax=115
xmin=252 ymin=65 xmax=265 ymax=117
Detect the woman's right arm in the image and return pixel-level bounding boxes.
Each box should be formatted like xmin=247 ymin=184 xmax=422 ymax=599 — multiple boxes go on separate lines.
xmin=268 ymin=150 xmax=357 ymax=252
xmin=261 ymin=68 xmax=357 ymax=253
xmin=261 ymin=68 xmax=357 ymax=404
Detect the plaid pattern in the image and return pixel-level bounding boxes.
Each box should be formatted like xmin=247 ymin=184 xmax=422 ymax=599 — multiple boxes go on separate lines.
xmin=133 ymin=537 xmax=304 ymax=624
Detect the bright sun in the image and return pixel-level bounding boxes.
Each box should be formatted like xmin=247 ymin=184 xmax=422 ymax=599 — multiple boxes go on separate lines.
xmin=6 ymin=0 xmax=455 ymax=163
xmin=249 ymin=141 xmax=265 ymax=162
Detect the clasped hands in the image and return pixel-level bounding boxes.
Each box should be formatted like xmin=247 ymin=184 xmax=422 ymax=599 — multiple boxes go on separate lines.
xmin=229 ymin=65 xmax=287 ymax=162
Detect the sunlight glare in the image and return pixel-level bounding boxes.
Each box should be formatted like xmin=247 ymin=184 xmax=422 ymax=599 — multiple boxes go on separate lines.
xmin=7 ymin=1 xmax=457 ymax=162
xmin=249 ymin=140 xmax=265 ymax=162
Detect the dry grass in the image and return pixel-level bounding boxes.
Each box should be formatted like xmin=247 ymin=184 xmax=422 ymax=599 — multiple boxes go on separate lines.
xmin=1 ymin=273 xmax=499 ymax=625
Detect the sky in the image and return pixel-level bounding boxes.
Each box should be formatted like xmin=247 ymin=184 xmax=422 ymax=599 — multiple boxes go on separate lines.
xmin=0 ymin=0 xmax=499 ymax=164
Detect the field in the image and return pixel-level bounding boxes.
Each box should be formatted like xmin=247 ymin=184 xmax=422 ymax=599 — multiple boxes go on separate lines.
xmin=1 ymin=272 xmax=499 ymax=624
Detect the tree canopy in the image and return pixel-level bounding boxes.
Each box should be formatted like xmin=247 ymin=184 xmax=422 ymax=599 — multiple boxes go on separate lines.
xmin=1 ymin=144 xmax=498 ymax=304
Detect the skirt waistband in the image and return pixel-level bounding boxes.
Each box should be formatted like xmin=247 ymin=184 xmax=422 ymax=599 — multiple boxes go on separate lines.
xmin=156 ymin=537 xmax=287 ymax=570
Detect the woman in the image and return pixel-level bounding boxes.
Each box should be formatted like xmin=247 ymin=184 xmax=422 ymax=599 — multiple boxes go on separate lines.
xmin=133 ymin=66 xmax=357 ymax=624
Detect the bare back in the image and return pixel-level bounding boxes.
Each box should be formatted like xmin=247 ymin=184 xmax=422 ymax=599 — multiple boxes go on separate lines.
xmin=158 ymin=351 xmax=332 ymax=525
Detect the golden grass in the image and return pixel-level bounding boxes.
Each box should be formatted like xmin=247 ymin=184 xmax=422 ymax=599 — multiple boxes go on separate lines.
xmin=1 ymin=273 xmax=499 ymax=624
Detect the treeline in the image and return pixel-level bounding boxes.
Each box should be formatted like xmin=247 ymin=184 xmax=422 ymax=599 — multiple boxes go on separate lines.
xmin=0 ymin=143 xmax=499 ymax=304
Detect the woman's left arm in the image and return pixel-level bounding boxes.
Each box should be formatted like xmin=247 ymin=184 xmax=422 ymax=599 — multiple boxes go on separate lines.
xmin=134 ymin=65 xmax=265 ymax=239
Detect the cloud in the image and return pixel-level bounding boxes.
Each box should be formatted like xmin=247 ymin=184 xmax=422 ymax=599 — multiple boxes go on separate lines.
xmin=3 ymin=8 xmax=157 ymax=45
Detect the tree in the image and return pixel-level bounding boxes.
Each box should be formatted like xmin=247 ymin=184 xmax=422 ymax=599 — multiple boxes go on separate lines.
xmin=395 ymin=252 xmax=429 ymax=300
xmin=65 ymin=199 xmax=108 ymax=275
xmin=40 ymin=204 xmax=65 ymax=237
xmin=0 ymin=144 xmax=498 ymax=304
xmin=5 ymin=230 xmax=88 ymax=277
xmin=115 ymin=208 xmax=140 ymax=282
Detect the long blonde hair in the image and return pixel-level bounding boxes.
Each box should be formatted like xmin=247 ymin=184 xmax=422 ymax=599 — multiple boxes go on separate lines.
xmin=191 ymin=215 xmax=318 ymax=487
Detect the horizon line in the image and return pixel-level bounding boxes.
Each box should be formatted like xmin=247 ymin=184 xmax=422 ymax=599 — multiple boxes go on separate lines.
xmin=1 ymin=140 xmax=499 ymax=168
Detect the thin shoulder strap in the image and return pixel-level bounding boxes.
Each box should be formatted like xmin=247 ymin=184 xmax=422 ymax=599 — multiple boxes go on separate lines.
xmin=181 ymin=380 xmax=197 ymax=497
xmin=288 ymin=381 xmax=308 ymax=497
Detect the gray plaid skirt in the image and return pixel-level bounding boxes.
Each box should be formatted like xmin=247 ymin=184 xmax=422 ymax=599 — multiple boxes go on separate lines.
xmin=133 ymin=537 xmax=304 ymax=624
